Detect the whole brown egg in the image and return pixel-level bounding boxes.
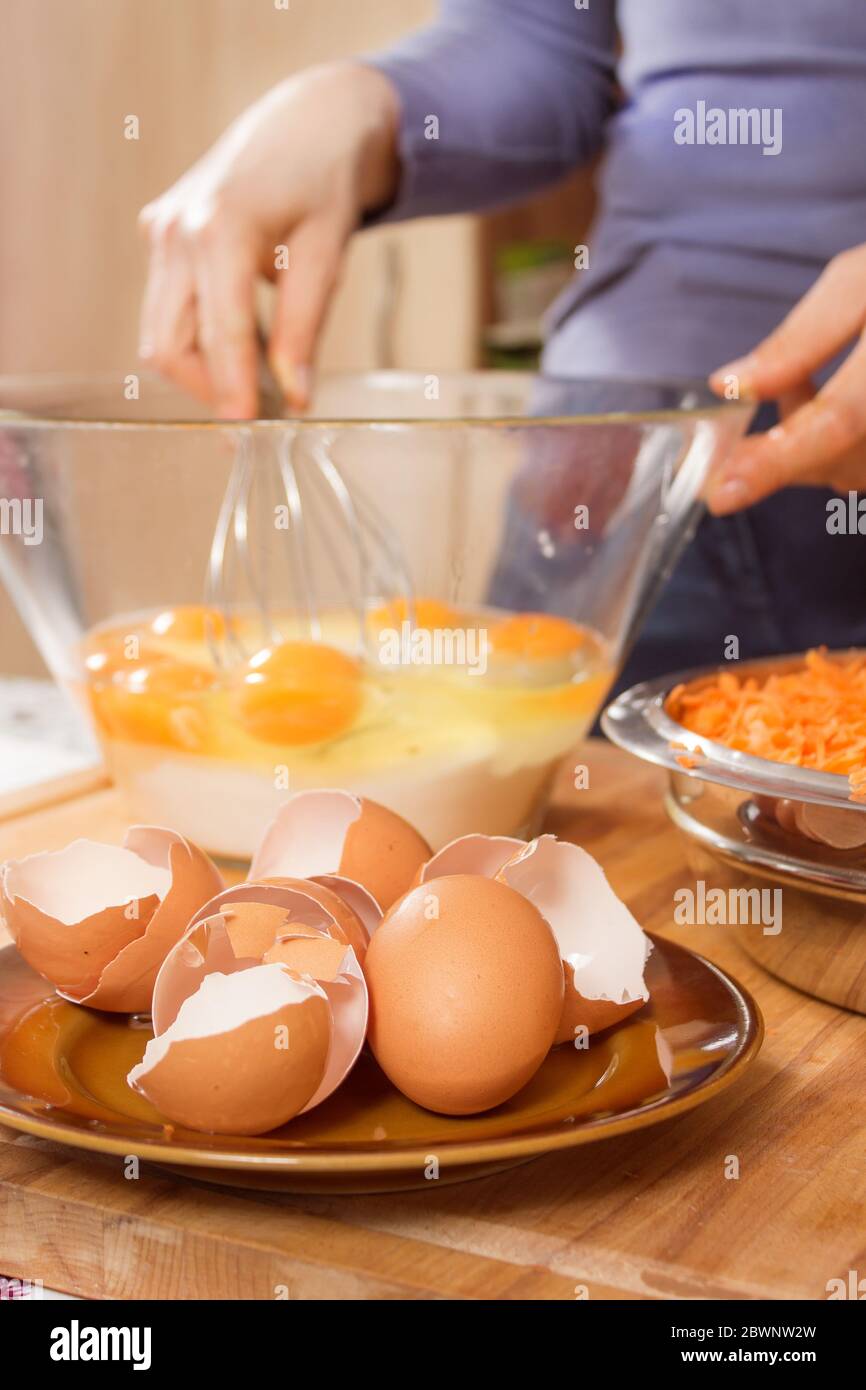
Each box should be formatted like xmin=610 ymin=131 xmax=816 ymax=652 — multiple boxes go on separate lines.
xmin=364 ymin=874 xmax=564 ymax=1114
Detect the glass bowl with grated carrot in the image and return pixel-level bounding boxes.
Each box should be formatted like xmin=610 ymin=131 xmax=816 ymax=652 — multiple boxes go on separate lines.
xmin=666 ymin=648 xmax=866 ymax=802
xmin=603 ymin=648 xmax=866 ymax=860
xmin=604 ymin=650 xmax=866 ymax=1015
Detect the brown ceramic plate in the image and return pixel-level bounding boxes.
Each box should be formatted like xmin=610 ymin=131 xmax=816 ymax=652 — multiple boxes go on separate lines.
xmin=0 ymin=935 xmax=762 ymax=1193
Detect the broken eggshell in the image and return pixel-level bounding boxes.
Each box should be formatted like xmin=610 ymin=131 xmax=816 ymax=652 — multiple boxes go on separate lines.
xmin=128 ymin=963 xmax=333 ymax=1134
xmin=0 ymin=827 xmax=223 ymax=1012
xmin=265 ymin=932 xmax=368 ymax=1111
xmin=187 ymin=875 xmax=371 ymax=964
xmin=249 ymin=789 xmax=430 ymax=910
xmin=310 ymin=874 xmax=383 ymax=940
xmin=413 ymin=833 xmax=525 ymax=886
xmin=413 ymin=831 xmax=652 ymax=1045
xmin=499 ymin=835 xmax=652 ymax=1044
xmin=143 ymin=898 xmax=369 ymax=1130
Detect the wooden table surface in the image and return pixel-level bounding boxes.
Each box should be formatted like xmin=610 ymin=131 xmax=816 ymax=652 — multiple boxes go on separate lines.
xmin=1 ymin=742 xmax=864 ymax=1301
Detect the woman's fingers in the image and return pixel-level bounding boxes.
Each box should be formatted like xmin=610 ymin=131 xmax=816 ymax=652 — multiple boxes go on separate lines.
xmin=190 ymin=218 xmax=260 ymax=419
xmin=777 ymin=379 xmax=816 ymax=422
xmin=138 ymin=217 xmax=212 ymax=404
xmin=709 ymin=246 xmax=866 ymax=400
xmin=139 ymin=204 xmax=346 ymax=418
xmin=139 ymin=199 xmax=260 ymax=417
xmin=707 ymin=243 xmax=866 ymax=513
xmin=138 ymin=66 xmax=401 ymax=412
xmin=267 ymin=214 xmax=349 ymax=411
xmin=708 ymin=336 xmax=866 ymax=513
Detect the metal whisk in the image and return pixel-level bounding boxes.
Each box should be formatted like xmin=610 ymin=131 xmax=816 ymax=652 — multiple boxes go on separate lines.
xmin=203 ymin=366 xmax=413 ymax=668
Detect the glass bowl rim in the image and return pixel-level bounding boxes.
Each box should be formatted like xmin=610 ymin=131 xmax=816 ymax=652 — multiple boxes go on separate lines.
xmin=602 ymin=649 xmax=866 ymax=814
xmin=0 ymin=368 xmax=753 ymax=432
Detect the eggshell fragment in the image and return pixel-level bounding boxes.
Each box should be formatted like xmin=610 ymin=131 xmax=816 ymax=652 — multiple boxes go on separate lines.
xmin=250 ymin=789 xmax=430 ymax=910
xmin=266 ymin=939 xmax=368 ymax=1112
xmin=150 ymin=901 xmax=369 ymax=1121
xmin=217 ymin=901 xmax=294 ymax=960
xmin=499 ymin=836 xmax=651 ymax=1044
xmin=413 ymin=834 xmax=525 ymax=887
xmin=364 ymin=874 xmax=563 ymax=1114
xmin=0 ymin=827 xmax=223 ymax=1012
xmin=152 ymin=893 xmax=349 ymax=1032
xmin=308 ymin=948 xmax=368 ymax=1110
xmin=189 ymin=876 xmax=369 ymax=962
xmin=265 ymin=933 xmax=348 ymax=976
xmin=128 ymin=964 xmax=331 ymax=1134
xmin=311 ymin=875 xmax=383 ymax=939
xmin=260 ymin=877 xmax=371 ymax=960
xmin=151 ymin=910 xmax=256 ymax=1035
xmin=0 ymin=842 xmax=158 ymax=995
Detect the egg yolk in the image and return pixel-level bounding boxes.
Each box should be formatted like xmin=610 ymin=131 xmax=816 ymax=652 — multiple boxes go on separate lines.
xmin=488 ymin=613 xmax=586 ymax=661
xmin=82 ymin=632 xmax=166 ymax=679
xmin=89 ymin=661 xmax=214 ymax=750
xmin=149 ymin=605 xmax=227 ymax=644
xmin=238 ymin=641 xmax=362 ymax=746
xmin=368 ymin=597 xmax=461 ymax=633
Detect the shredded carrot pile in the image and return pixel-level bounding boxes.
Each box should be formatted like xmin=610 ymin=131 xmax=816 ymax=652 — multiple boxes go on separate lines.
xmin=667 ymin=648 xmax=866 ymax=798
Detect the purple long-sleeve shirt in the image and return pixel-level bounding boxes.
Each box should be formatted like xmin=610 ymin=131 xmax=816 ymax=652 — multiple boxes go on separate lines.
xmin=370 ymin=0 xmax=866 ymax=380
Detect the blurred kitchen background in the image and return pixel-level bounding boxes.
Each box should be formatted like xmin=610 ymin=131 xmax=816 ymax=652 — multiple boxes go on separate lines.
xmin=0 ymin=0 xmax=594 ymax=789
xmin=0 ymin=0 xmax=595 ymax=671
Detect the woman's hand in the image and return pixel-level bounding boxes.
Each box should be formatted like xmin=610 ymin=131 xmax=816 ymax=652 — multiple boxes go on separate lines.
xmin=707 ymin=245 xmax=866 ymax=513
xmin=138 ymin=64 xmax=399 ymax=417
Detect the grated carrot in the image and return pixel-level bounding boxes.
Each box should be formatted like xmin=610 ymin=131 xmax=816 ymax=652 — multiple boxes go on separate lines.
xmin=667 ymin=648 xmax=866 ymax=797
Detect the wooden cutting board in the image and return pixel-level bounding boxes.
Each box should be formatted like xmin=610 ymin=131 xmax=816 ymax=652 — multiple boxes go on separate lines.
xmin=1 ymin=741 xmax=864 ymax=1301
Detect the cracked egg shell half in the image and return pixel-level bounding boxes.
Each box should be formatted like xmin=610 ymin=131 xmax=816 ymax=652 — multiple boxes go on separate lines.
xmin=134 ymin=899 xmax=369 ymax=1133
xmin=250 ymin=789 xmax=431 ymax=911
xmin=128 ymin=963 xmax=332 ymax=1134
xmin=364 ymin=874 xmax=563 ymax=1115
xmin=412 ymin=833 xmax=525 ymax=887
xmin=0 ymin=827 xmax=223 ymax=1012
xmin=499 ymin=836 xmax=652 ymax=1043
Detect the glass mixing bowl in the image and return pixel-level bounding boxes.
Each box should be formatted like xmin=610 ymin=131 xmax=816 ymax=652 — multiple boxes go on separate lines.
xmin=0 ymin=371 xmax=750 ymax=857
xmin=603 ymin=652 xmax=866 ymax=1013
